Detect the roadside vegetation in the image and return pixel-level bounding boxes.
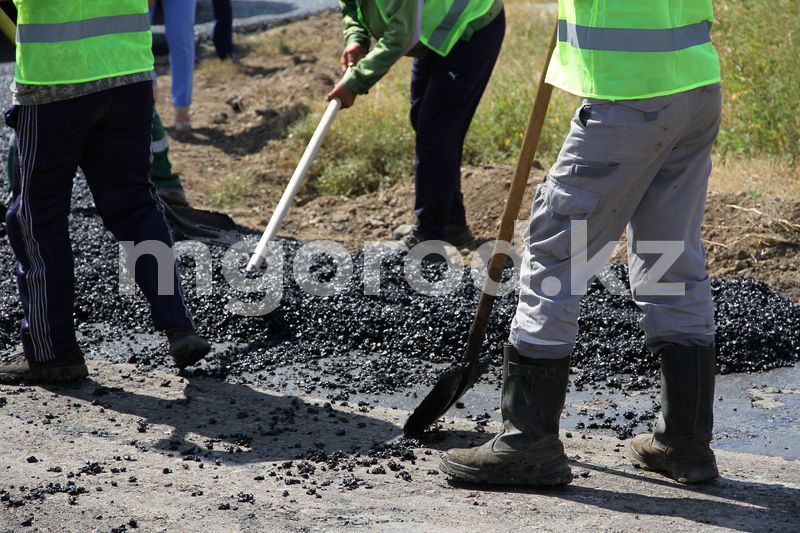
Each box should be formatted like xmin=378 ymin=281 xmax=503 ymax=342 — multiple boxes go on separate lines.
xmin=289 ymin=0 xmax=799 ymax=197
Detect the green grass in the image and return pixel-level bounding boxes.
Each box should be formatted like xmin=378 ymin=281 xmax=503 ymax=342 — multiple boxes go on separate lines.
xmin=209 ymin=171 xmax=255 ymax=210
xmin=291 ymin=0 xmax=799 ymax=197
xmin=714 ymin=0 xmax=800 ymax=160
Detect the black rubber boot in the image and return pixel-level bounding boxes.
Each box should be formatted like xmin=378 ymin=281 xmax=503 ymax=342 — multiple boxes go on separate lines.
xmin=629 ymin=344 xmax=719 ymax=483
xmin=439 ymin=344 xmax=572 ymax=486
xmin=167 ymin=328 xmax=211 ymax=370
xmin=0 ymin=347 xmax=88 ymax=384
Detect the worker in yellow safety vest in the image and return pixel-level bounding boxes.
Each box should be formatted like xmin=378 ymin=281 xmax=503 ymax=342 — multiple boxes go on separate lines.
xmin=328 ymin=0 xmax=505 ymax=248
xmin=441 ymin=0 xmax=723 ymax=487
xmin=0 ymin=0 xmax=210 ymax=383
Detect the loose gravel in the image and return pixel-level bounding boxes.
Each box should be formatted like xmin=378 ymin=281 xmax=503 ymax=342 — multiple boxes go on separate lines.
xmin=1 ymin=182 xmax=798 ymax=398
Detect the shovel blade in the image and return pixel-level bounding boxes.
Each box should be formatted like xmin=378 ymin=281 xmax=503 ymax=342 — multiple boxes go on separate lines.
xmin=163 ymin=204 xmax=241 ymax=245
xmin=403 ymin=358 xmax=490 ymax=437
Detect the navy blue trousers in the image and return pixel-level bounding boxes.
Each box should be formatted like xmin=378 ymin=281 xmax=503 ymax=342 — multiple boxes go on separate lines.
xmin=5 ymin=81 xmax=194 ymax=362
xmin=212 ymin=0 xmax=234 ymax=59
xmin=410 ymin=9 xmax=505 ymax=239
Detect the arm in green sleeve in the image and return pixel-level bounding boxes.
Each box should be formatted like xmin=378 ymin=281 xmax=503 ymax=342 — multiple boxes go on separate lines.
xmin=340 ymin=0 xmax=422 ymax=95
xmin=340 ymin=0 xmax=371 ymax=48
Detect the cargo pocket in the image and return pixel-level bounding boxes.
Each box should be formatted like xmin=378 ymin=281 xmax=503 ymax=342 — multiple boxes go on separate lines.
xmin=607 ymin=94 xmax=683 ymax=162
xmin=526 ymin=178 xmax=601 ymax=261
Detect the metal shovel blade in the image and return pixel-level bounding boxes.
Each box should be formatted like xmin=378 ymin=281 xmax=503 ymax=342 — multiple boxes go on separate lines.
xmin=403 ymin=358 xmax=490 ymax=437
xmin=163 ymin=203 xmax=241 ymax=246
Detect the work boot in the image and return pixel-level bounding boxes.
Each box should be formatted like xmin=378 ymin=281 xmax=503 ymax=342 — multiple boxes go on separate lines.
xmin=167 ymin=328 xmax=211 ymax=369
xmin=440 ymin=344 xmax=572 ymax=486
xmin=445 ymin=224 xmax=475 ymax=247
xmin=399 ymin=224 xmax=453 ymax=264
xmin=400 ymin=224 xmax=439 ymax=249
xmin=0 ymin=347 xmax=89 ymax=384
xmin=628 ymin=344 xmax=719 ymax=484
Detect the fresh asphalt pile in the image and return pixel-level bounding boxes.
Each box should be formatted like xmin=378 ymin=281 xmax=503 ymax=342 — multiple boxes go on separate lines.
xmin=1 ymin=181 xmax=798 ymax=397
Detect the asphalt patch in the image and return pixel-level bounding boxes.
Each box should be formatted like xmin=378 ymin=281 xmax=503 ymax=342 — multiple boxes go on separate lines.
xmin=0 ymin=182 xmax=798 ymax=398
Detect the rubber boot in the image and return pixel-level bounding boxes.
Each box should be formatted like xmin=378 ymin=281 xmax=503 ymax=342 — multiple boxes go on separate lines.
xmin=439 ymin=344 xmax=572 ymax=486
xmin=629 ymin=344 xmax=719 ymax=483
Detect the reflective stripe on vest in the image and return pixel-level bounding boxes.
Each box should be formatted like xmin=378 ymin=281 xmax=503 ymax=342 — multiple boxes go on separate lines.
xmin=557 ymin=20 xmax=712 ymax=53
xmin=17 ymin=13 xmax=150 ymax=43
xmin=545 ymin=0 xmax=721 ymax=100
xmin=13 ymin=0 xmax=153 ymax=86
xmin=363 ymin=0 xmax=495 ymax=57
xmin=426 ymin=0 xmax=471 ymax=51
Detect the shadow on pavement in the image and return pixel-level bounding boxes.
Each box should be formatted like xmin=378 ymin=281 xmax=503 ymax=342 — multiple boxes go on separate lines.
xmin=48 ymin=375 xmax=400 ymax=465
xmin=555 ymin=478 xmax=800 ymax=533
xmin=441 ymin=453 xmax=799 ymax=532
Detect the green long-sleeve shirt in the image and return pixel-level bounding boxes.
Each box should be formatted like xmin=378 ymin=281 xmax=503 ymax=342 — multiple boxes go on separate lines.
xmin=340 ymin=0 xmax=503 ymax=95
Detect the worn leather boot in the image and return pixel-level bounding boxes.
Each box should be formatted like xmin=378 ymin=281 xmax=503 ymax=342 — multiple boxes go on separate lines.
xmin=167 ymin=328 xmax=211 ymax=370
xmin=629 ymin=344 xmax=719 ymax=483
xmin=0 ymin=347 xmax=88 ymax=384
xmin=440 ymin=344 xmax=572 ymax=486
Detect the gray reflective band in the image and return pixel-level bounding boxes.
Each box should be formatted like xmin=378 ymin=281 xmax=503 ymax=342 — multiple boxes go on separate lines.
xmin=17 ymin=13 xmax=150 ymax=43
xmin=558 ymin=20 xmax=712 ymax=53
xmin=427 ymin=0 xmax=470 ymax=50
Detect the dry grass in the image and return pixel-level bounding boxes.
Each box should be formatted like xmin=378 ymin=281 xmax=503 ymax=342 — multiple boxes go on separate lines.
xmin=710 ymin=156 xmax=800 ymax=198
xmin=285 ymin=0 xmax=800 ymax=197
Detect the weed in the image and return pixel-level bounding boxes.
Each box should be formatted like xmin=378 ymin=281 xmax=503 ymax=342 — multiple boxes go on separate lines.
xmin=210 ymin=170 xmax=255 ymax=210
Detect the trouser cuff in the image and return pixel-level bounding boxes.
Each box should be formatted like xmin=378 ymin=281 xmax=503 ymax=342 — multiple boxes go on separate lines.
xmin=508 ymin=332 xmax=573 ymax=359
xmin=646 ymin=334 xmax=715 ymax=354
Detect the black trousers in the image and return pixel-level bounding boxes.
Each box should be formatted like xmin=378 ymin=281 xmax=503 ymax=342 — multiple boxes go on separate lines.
xmin=409 ymin=9 xmax=505 ymax=239
xmin=5 ymin=82 xmax=194 ymax=362
xmin=212 ymin=0 xmax=234 ymax=59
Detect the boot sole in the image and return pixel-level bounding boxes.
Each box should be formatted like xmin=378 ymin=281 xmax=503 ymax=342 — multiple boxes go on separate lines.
xmin=0 ymin=363 xmax=88 ymax=384
xmin=439 ymin=454 xmax=572 ymax=487
xmin=628 ymin=446 xmax=719 ymax=484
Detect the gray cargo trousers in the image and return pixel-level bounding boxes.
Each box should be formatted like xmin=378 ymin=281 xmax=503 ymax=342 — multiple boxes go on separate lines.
xmin=509 ymin=83 xmax=722 ymax=358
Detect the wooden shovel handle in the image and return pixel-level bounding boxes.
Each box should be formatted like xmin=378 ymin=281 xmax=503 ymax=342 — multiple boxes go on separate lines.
xmin=0 ymin=7 xmax=16 ymax=45
xmin=463 ymin=20 xmax=558 ymax=367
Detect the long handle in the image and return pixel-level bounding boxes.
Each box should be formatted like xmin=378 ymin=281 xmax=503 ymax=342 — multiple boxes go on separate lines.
xmin=463 ymin=21 xmax=558 ymax=367
xmin=246 ymin=98 xmax=342 ymax=271
xmin=0 ymin=8 xmax=16 ymax=44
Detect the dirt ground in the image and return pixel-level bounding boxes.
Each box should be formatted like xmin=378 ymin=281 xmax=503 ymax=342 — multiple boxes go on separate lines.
xmin=1 ymin=361 xmax=799 ymax=532
xmin=155 ymin=13 xmax=343 ymax=219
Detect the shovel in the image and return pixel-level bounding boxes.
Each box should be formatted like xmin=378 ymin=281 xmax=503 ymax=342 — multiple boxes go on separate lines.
xmin=404 ymin=22 xmax=559 ymax=437
xmin=162 ymin=203 xmax=241 ymax=245
xmin=0 ymin=6 xmax=14 ymax=43
xmin=247 ymin=97 xmax=342 ymax=271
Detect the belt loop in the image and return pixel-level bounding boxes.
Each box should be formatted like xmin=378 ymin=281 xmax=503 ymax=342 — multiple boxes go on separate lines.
xmin=645 ymin=111 xmax=659 ymax=121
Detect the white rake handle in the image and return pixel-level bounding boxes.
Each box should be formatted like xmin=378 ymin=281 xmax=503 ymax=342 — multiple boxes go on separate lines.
xmin=246 ymin=98 xmax=342 ymax=272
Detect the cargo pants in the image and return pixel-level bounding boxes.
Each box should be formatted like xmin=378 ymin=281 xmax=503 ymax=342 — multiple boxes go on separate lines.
xmin=509 ymin=84 xmax=722 ymax=358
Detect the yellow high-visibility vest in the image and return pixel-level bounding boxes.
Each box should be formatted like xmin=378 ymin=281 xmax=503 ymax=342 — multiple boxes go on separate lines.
xmin=546 ymin=1 xmax=721 ymax=100
xmin=14 ymin=0 xmax=153 ymax=85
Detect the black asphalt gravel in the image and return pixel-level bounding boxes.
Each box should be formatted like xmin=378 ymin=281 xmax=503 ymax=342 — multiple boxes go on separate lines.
xmin=1 ymin=182 xmax=798 ymax=398
xmin=0 ymin=57 xmax=797 ymax=398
